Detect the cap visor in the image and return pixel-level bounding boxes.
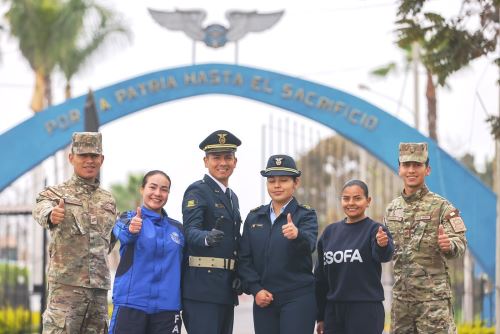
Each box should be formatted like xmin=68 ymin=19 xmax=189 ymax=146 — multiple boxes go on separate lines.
xmin=260 ymin=170 xmax=300 ymax=177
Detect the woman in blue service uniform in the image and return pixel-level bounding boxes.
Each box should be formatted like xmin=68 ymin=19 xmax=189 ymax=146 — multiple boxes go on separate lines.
xmin=109 ymin=170 xmax=184 ymax=334
xmin=239 ymin=154 xmax=318 ymax=334
xmin=315 ymin=179 xmax=394 ymax=334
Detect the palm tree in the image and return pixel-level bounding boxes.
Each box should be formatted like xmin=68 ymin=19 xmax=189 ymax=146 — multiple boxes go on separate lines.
xmin=372 ymin=1 xmax=498 ymax=142
xmin=395 ymin=0 xmax=499 ymax=141
xmin=57 ymin=1 xmax=131 ymax=99
xmin=110 ymin=173 xmax=143 ymax=214
xmin=3 ymin=0 xmax=130 ymax=111
xmin=4 ymin=0 xmax=75 ymax=111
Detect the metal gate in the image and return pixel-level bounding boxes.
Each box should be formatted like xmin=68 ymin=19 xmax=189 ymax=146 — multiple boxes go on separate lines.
xmin=0 ymin=206 xmax=44 ymax=334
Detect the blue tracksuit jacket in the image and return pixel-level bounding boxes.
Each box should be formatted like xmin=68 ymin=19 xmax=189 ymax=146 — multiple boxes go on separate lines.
xmin=112 ymin=206 xmax=184 ymax=313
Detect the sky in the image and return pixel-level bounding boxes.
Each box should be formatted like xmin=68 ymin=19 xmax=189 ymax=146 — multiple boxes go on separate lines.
xmin=0 ymin=0 xmax=498 ymax=220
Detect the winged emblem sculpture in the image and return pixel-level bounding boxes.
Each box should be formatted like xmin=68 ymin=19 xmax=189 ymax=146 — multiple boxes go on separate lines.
xmin=148 ymin=8 xmax=284 ymax=49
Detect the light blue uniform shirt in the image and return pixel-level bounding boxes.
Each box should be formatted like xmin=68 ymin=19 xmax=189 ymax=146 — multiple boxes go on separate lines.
xmin=269 ymin=198 xmax=293 ymax=225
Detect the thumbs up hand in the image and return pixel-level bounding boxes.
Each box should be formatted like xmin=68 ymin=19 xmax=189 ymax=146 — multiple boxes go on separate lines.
xmin=129 ymin=207 xmax=143 ymax=234
xmin=376 ymin=226 xmax=389 ymax=247
xmin=438 ymin=225 xmax=451 ymax=253
xmin=282 ymin=213 xmax=298 ymax=240
xmin=50 ymin=199 xmax=65 ymax=225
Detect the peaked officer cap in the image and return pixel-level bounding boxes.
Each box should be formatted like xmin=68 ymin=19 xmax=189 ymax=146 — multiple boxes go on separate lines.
xmin=261 ymin=154 xmax=301 ymax=177
xmin=399 ymin=142 xmax=428 ymax=163
xmin=71 ymin=132 xmax=102 ymax=154
xmin=199 ymin=130 xmax=241 ymax=153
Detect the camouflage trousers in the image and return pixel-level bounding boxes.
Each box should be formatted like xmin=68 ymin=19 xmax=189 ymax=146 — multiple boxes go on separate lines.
xmin=390 ymin=298 xmax=457 ymax=334
xmin=42 ymin=282 xmax=108 ymax=334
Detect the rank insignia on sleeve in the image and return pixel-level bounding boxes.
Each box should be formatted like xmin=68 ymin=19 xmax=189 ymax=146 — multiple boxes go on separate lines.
xmin=186 ymin=200 xmax=196 ymax=208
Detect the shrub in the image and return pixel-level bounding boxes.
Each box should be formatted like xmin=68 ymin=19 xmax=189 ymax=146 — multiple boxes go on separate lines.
xmin=458 ymin=323 xmax=495 ymax=334
xmin=0 ymin=306 xmax=40 ymax=334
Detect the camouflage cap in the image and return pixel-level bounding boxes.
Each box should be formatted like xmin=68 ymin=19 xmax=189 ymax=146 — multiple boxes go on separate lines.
xmin=71 ymin=132 xmax=102 ymax=154
xmin=399 ymin=142 xmax=428 ymax=163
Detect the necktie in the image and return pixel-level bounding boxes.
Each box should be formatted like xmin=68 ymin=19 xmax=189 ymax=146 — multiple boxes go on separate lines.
xmin=225 ymin=188 xmax=233 ymax=209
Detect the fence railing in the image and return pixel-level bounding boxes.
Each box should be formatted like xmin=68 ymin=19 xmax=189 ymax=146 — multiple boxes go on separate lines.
xmin=0 ymin=206 xmax=43 ymax=333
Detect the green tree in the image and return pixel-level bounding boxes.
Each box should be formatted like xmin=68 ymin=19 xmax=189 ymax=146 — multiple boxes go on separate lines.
xmin=3 ymin=0 xmax=130 ymax=111
xmin=57 ymin=1 xmax=130 ymax=99
xmin=4 ymin=0 xmax=75 ymax=111
xmin=395 ymin=0 xmax=499 ymax=140
xmin=110 ymin=173 xmax=143 ymax=214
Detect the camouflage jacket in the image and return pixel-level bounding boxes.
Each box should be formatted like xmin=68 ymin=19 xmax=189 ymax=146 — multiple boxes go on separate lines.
xmin=384 ymin=184 xmax=467 ymax=302
xmin=32 ymin=174 xmax=116 ymax=289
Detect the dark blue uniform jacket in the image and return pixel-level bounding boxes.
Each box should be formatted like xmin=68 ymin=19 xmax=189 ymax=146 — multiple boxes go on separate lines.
xmin=238 ymin=197 xmax=318 ymax=300
xmin=182 ymin=174 xmax=242 ymax=305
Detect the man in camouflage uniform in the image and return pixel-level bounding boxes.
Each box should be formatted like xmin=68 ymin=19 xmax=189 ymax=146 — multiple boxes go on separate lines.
xmin=33 ymin=132 xmax=117 ymax=334
xmin=384 ymin=142 xmax=467 ymax=334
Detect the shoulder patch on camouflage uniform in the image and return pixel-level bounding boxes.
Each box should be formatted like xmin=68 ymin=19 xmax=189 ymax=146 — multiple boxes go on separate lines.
xmin=250 ymin=205 xmax=263 ymax=212
xmin=446 ymin=209 xmax=466 ymax=233
xmin=39 ymin=187 xmax=63 ymax=200
xmin=102 ymin=202 xmax=116 ymax=215
xmin=186 ymin=199 xmax=197 ymax=208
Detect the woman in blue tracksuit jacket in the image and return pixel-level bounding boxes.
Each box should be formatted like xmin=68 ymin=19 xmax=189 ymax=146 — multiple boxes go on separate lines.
xmin=109 ymin=170 xmax=184 ymax=334
xmin=238 ymin=154 xmax=318 ymax=334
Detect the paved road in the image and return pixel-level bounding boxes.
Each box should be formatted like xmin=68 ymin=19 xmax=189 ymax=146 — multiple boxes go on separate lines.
xmin=183 ymin=295 xmax=389 ymax=334
xmin=233 ymin=294 xmax=255 ymax=334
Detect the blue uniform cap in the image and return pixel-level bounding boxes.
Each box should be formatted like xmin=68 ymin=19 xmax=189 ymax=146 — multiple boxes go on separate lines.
xmin=261 ymin=154 xmax=301 ymax=177
xmin=199 ymin=130 xmax=241 ymax=153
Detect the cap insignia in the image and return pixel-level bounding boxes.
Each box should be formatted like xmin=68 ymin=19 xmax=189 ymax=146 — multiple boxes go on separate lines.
xmin=218 ymin=133 xmax=227 ymax=144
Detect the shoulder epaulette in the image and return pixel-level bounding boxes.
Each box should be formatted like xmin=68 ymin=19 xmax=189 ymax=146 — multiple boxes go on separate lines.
xmin=250 ymin=205 xmax=264 ymax=212
xmin=299 ymin=203 xmax=313 ymax=210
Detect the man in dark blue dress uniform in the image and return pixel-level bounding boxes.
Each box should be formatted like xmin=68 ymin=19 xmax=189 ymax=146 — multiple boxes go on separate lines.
xmin=182 ymin=130 xmax=242 ymax=334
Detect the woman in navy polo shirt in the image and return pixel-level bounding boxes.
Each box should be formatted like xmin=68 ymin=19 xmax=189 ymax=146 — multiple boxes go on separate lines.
xmin=239 ymin=154 xmax=318 ymax=334
xmin=315 ymin=179 xmax=394 ymax=334
xmin=109 ymin=170 xmax=184 ymax=334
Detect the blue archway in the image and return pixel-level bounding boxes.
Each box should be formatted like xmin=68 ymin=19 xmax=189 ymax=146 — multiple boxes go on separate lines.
xmin=0 ymin=63 xmax=495 ymax=278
